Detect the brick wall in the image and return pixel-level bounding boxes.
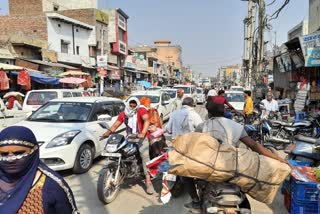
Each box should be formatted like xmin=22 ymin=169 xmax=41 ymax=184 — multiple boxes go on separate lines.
xmin=56 ymin=9 xmax=96 ymax=26
xmin=9 ymin=0 xmax=43 ymax=16
xmin=0 ymin=15 xmax=48 ymax=49
xmin=16 ymin=59 xmax=40 ymax=70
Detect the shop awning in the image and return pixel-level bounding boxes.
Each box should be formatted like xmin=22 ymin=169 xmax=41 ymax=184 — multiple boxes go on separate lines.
xmin=21 ymin=59 xmax=77 ymax=69
xmin=136 ymin=70 xmax=149 ymax=75
xmin=0 ymin=63 xmax=23 ymax=70
xmin=11 ymin=71 xmax=60 ymax=85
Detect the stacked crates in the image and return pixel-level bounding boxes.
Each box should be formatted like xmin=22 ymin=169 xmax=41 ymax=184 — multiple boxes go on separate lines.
xmin=285 ymin=160 xmax=319 ymax=214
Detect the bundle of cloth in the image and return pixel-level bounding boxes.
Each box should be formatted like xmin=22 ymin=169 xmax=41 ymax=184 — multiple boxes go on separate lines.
xmin=156 ymin=132 xmax=291 ymax=204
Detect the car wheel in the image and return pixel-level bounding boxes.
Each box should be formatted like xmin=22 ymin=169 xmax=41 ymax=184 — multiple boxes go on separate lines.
xmin=73 ymin=143 xmax=94 ymax=174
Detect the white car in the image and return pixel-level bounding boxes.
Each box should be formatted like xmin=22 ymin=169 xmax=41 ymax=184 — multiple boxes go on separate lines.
xmin=230 ymin=86 xmax=244 ymax=92
xmin=147 ymin=86 xmax=162 ymax=91
xmin=225 ymin=91 xmax=245 ymax=111
xmin=128 ymin=91 xmax=173 ymax=122
xmin=161 ymin=89 xmax=178 ymax=101
xmin=173 ymin=85 xmax=197 ymax=105
xmin=196 ymin=88 xmax=206 ymax=104
xmin=16 ymin=97 xmax=125 ymax=173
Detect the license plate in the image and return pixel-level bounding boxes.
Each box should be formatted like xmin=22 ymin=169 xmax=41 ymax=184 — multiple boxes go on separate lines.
xmin=101 ymin=152 xmax=121 ymax=157
xmin=163 ymin=172 xmax=176 ymax=182
xmin=106 ymin=144 xmax=118 ymax=151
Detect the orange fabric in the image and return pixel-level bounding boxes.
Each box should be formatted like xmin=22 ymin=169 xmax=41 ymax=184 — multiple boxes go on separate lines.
xmin=149 ymin=108 xmax=162 ymax=128
xmin=140 ymin=97 xmax=151 ymax=108
xmin=18 ymin=69 xmax=31 ymax=90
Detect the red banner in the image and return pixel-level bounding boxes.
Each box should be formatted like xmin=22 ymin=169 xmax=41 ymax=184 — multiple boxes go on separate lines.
xmin=0 ymin=70 xmax=9 ymax=91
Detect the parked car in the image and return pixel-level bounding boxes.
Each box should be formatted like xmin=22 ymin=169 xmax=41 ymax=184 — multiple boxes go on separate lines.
xmin=0 ymin=98 xmax=30 ymax=131
xmin=225 ymin=91 xmax=245 ymax=111
xmin=17 ymin=97 xmax=126 ymax=173
xmin=161 ymin=88 xmax=178 ymax=100
xmin=127 ymin=91 xmax=173 ymax=122
xmin=230 ymin=86 xmax=244 ymax=92
xmin=147 ymin=86 xmax=162 ymax=91
xmin=22 ymin=89 xmax=85 ymax=112
xmin=196 ymin=88 xmax=206 ymax=104
xmin=173 ymin=85 xmax=197 ymax=105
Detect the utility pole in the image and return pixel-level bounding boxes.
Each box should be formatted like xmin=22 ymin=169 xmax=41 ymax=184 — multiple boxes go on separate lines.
xmin=256 ymin=0 xmax=266 ymax=86
xmin=100 ymin=27 xmax=105 ymax=96
xmin=243 ymin=0 xmax=256 ymax=89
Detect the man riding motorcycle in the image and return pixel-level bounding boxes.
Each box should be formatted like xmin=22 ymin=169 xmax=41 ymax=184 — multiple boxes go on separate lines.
xmin=102 ymin=97 xmax=155 ymax=195
xmin=183 ymin=102 xmax=287 ymax=213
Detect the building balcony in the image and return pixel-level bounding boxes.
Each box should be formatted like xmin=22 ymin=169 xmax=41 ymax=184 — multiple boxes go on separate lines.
xmin=58 ymin=52 xmax=81 ymax=65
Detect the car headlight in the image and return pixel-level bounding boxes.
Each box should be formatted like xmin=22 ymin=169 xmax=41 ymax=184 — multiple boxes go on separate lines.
xmin=46 ymin=130 xmax=81 ymax=148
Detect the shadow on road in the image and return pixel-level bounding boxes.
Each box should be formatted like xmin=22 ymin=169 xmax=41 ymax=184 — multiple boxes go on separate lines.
xmin=59 ymin=157 xmax=110 ymax=213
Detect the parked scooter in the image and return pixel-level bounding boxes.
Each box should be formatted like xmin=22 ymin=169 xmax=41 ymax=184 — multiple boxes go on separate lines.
xmin=97 ymin=134 xmax=183 ymax=204
xmin=197 ymin=181 xmax=251 ymax=214
xmin=286 ymin=134 xmax=320 ymax=166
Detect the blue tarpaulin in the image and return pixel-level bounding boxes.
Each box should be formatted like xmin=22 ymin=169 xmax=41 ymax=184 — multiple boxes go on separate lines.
xmin=11 ymin=71 xmax=60 ymax=85
xmin=137 ymin=81 xmax=151 ymax=88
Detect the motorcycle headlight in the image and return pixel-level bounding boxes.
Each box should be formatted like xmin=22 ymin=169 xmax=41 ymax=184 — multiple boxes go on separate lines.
xmin=47 ymin=130 xmax=81 ymax=148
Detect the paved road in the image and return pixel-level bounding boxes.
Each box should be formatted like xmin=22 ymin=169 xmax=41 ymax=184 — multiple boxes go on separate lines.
xmin=62 ymin=105 xmax=288 ymax=214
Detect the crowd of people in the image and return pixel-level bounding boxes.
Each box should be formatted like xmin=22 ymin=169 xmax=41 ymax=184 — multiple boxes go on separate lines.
xmin=0 ymin=85 xmax=286 ymax=213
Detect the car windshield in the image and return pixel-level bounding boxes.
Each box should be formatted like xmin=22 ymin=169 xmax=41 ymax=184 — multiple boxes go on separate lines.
xmin=147 ymin=87 xmax=161 ymax=91
xmin=174 ymin=87 xmax=191 ymax=94
xmin=226 ymin=93 xmax=244 ymax=102
xmin=26 ymin=91 xmax=58 ymax=105
xmin=197 ymin=89 xmax=203 ymax=94
xmin=129 ymin=95 xmax=160 ymax=103
xmin=162 ymin=90 xmax=176 ymax=99
xmin=28 ymin=102 xmax=93 ymax=122
xmin=231 ymin=87 xmax=244 ymax=92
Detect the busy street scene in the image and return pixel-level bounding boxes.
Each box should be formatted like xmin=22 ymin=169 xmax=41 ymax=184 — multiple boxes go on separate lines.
xmin=0 ymin=0 xmax=319 ymax=214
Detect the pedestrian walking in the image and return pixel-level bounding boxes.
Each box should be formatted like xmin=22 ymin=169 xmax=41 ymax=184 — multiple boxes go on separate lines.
xmin=166 ymin=97 xmax=203 ymax=138
xmin=173 ymin=89 xmax=184 ymax=110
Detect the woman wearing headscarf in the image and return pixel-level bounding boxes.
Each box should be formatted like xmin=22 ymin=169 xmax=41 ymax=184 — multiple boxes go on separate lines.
xmin=0 ymin=126 xmax=78 ymax=214
xmin=102 ymin=97 xmax=155 ymax=195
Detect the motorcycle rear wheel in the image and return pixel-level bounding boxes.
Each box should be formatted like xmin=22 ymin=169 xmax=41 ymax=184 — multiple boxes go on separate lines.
xmin=97 ymin=163 xmax=121 ymax=204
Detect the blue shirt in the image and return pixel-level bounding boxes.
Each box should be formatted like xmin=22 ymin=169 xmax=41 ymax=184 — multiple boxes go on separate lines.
xmin=166 ymin=106 xmax=203 ymax=137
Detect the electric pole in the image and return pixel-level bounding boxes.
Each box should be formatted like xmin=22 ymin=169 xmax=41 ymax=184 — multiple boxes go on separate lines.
xmin=256 ymin=0 xmax=266 ymax=85
xmin=243 ymin=0 xmax=256 ymax=89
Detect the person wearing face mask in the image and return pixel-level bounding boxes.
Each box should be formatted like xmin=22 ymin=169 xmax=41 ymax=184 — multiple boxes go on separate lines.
xmin=102 ymin=97 xmax=155 ymax=194
xmin=0 ymin=126 xmax=78 ymax=214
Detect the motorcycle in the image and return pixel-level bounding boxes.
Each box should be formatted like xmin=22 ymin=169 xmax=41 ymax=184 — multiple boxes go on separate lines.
xmin=197 ymin=181 xmax=251 ymax=214
xmin=286 ymin=134 xmax=320 ymax=166
xmin=97 ymin=133 xmax=183 ymax=204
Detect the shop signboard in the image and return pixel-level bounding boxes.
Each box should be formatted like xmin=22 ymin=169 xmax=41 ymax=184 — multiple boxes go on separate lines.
xmin=299 ymin=31 xmax=320 ymax=67
xmin=306 ymin=47 xmax=320 ymax=67
xmin=124 ymin=55 xmax=137 ymax=69
xmin=97 ymin=68 xmax=107 ymax=77
xmin=109 ymin=69 xmax=121 ymax=80
xmin=97 ymin=55 xmax=108 ymax=68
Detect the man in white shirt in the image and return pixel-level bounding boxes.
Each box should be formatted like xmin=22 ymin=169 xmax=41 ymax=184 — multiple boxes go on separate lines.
xmin=261 ymin=92 xmax=279 ymax=113
xmin=166 ymin=97 xmax=203 ymax=137
xmin=173 ymin=89 xmax=184 ymax=110
xmin=207 ymin=88 xmax=217 ymax=97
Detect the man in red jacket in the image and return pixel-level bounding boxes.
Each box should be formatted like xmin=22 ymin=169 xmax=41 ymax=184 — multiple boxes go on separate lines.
xmin=206 ymin=90 xmax=235 ymax=118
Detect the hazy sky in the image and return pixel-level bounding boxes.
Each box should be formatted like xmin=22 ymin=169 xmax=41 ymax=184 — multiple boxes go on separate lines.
xmin=0 ymin=0 xmax=309 ymax=77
